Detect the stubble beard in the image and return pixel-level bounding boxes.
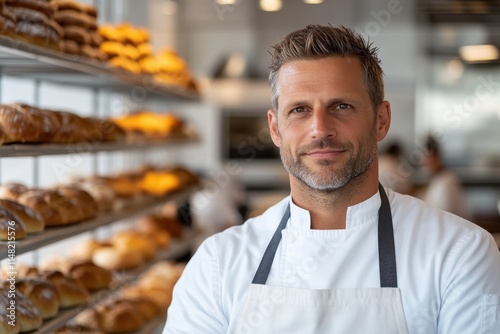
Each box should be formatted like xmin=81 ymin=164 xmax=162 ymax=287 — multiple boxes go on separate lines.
xmin=279 ymin=130 xmax=377 ymax=193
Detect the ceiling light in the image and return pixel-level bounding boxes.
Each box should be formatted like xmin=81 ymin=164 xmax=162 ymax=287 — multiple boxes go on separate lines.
xmin=459 ymin=44 xmax=499 ymax=62
xmin=260 ymin=0 xmax=282 ymax=12
xmin=304 ymin=0 xmax=324 ymax=4
xmin=215 ymin=0 xmax=238 ymax=4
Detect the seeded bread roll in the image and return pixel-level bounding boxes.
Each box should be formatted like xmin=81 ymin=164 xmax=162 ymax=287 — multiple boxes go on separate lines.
xmin=43 ymin=270 xmax=89 ymax=308
xmin=0 ymin=199 xmax=44 ymax=233
xmin=0 ymin=207 xmax=26 ymax=241
xmin=13 ymin=277 xmax=60 ymax=319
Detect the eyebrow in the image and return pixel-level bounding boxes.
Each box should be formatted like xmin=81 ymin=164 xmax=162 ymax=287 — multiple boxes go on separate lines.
xmin=281 ymin=97 xmax=356 ymax=111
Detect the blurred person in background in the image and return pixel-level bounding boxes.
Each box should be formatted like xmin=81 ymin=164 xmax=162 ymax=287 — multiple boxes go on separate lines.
xmin=420 ymin=135 xmax=469 ymax=219
xmin=378 ymin=141 xmax=413 ymax=194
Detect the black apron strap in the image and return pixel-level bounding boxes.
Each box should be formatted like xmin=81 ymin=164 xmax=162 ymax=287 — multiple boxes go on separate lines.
xmin=252 ymin=184 xmax=397 ymax=288
xmin=377 ymin=183 xmax=398 ymax=288
xmin=252 ymin=204 xmax=290 ymax=284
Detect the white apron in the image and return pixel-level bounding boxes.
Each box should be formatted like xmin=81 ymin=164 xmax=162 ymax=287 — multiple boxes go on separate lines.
xmin=235 ymin=185 xmax=409 ymax=334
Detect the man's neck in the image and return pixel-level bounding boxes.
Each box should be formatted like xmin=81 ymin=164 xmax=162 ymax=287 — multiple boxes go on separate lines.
xmin=290 ymin=168 xmax=379 ymax=230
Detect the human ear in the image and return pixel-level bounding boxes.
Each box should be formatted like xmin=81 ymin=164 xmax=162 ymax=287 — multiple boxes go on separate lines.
xmin=376 ymin=101 xmax=391 ymax=142
xmin=267 ymin=109 xmax=281 ymax=147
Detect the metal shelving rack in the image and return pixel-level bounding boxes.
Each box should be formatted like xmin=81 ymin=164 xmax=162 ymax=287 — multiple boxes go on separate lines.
xmin=0 ymin=14 xmax=201 ymax=333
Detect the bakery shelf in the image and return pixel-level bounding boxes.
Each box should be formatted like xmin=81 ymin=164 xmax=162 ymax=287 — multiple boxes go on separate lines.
xmin=31 ymin=232 xmax=195 ymax=334
xmin=0 ymin=36 xmax=200 ymax=101
xmin=0 ymin=134 xmax=198 ymax=158
xmin=0 ymin=187 xmax=196 ymax=260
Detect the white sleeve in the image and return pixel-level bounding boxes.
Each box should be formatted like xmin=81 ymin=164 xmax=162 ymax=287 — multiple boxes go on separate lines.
xmin=162 ymin=237 xmax=227 ymax=333
xmin=438 ymin=229 xmax=500 ymax=333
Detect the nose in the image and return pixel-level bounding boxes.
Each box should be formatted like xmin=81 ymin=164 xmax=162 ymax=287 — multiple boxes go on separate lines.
xmin=310 ymin=109 xmax=335 ymax=139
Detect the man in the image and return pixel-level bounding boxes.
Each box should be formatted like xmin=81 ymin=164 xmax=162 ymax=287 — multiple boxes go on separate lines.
xmin=164 ymin=25 xmax=500 ymax=333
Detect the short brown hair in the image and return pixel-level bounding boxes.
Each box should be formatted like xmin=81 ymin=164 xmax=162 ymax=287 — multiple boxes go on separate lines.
xmin=268 ymin=24 xmax=384 ymax=112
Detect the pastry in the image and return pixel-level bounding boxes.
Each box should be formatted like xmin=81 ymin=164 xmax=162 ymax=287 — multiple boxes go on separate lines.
xmin=5 ymin=0 xmax=56 ymax=17
xmin=0 ymin=199 xmax=44 ymax=233
xmin=54 ymin=9 xmax=96 ymax=29
xmin=62 ymin=24 xmax=90 ymax=44
xmin=61 ymin=38 xmax=79 ymax=54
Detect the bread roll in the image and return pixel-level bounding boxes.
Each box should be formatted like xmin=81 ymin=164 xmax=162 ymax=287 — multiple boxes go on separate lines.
xmin=0 ymin=207 xmax=26 ymax=241
xmin=67 ymin=261 xmax=112 ymax=291
xmin=0 ymin=183 xmax=29 ymax=201
xmin=120 ymin=284 xmax=171 ymax=309
xmin=0 ymin=199 xmax=44 ymax=234
xmin=50 ymin=110 xmax=95 ymax=143
xmin=92 ymin=246 xmax=143 ymax=271
xmin=0 ymin=287 xmax=21 ymax=334
xmin=123 ymin=296 xmax=160 ymax=321
xmin=56 ymin=187 xmax=97 ymax=221
xmin=69 ymin=238 xmax=111 ymax=262
xmin=43 ymin=270 xmax=89 ymax=308
xmin=95 ymin=299 xmax=145 ymax=333
xmin=5 ymin=0 xmax=57 ymax=17
xmin=0 ymin=104 xmax=60 ymax=143
xmin=9 ymin=289 xmax=43 ymax=332
xmin=41 ymin=189 xmax=82 ymax=224
xmin=68 ymin=177 xmax=115 ymax=212
xmin=14 ymin=277 xmax=60 ymax=319
xmin=1 ymin=264 xmax=39 ymax=279
xmin=138 ymin=214 xmax=183 ymax=238
xmin=111 ymin=230 xmax=156 ymax=261
xmin=17 ymin=190 xmax=63 ymax=226
xmin=73 ymin=308 xmax=99 ymax=330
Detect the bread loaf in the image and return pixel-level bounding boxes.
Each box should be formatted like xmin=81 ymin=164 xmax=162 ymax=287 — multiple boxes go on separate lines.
xmin=43 ymin=270 xmax=89 ymax=308
xmin=67 ymin=261 xmax=112 ymax=291
xmin=0 ymin=104 xmax=59 ymax=144
xmin=0 ymin=207 xmax=26 ymax=241
xmin=13 ymin=277 xmax=60 ymax=319
xmin=0 ymin=199 xmax=44 ymax=234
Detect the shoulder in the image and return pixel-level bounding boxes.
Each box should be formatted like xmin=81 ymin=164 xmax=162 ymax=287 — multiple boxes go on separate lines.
xmin=386 ymin=188 xmax=495 ymax=255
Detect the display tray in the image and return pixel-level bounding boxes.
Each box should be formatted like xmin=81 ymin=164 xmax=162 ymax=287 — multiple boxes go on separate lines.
xmin=0 ymin=133 xmax=198 ymax=158
xmin=0 ymin=187 xmax=196 ymax=260
xmin=0 ymin=35 xmax=200 ymax=100
xmin=31 ymin=232 xmax=193 ymax=334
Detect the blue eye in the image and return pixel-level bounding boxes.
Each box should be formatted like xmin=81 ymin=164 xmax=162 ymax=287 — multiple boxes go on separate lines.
xmin=291 ymin=107 xmax=306 ymax=113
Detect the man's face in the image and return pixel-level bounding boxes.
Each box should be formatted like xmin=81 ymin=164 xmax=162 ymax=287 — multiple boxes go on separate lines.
xmin=268 ymin=56 xmax=388 ymax=192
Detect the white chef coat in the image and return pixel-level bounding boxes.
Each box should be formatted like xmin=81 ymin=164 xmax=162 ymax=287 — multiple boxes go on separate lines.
xmin=163 ymin=188 xmax=500 ymax=334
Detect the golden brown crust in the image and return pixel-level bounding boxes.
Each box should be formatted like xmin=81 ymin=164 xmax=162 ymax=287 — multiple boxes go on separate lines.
xmin=123 ymin=296 xmax=160 ymax=321
xmin=1 ymin=288 xmax=43 ymax=332
xmin=43 ymin=270 xmax=89 ymax=308
xmin=0 ymin=207 xmax=26 ymax=240
xmin=0 ymin=183 xmax=29 ymax=201
xmin=92 ymin=246 xmax=143 ymax=271
xmin=50 ymin=110 xmax=94 ymax=143
xmin=62 ymin=24 xmax=90 ymax=44
xmin=54 ymin=324 xmax=104 ymax=334
xmin=6 ymin=0 xmax=55 ymax=17
xmin=0 ymin=199 xmax=44 ymax=234
xmin=55 ymin=186 xmax=97 ymax=221
xmin=0 ymin=104 xmax=60 ymax=143
xmin=52 ymin=0 xmax=83 ymax=13
xmin=67 ymin=261 xmax=112 ymax=291
xmin=54 ymin=9 xmax=96 ymax=30
xmin=17 ymin=190 xmax=63 ymax=226
xmin=61 ymin=38 xmax=79 ymax=54
xmin=41 ymin=189 xmax=83 ymax=224
xmin=13 ymin=277 xmax=60 ymax=319
xmin=80 ymin=3 xmax=96 ymax=18
xmin=94 ymin=299 xmax=145 ymax=333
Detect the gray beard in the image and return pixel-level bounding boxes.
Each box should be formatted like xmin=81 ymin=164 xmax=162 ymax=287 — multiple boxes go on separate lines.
xmin=280 ymin=138 xmax=376 ymax=193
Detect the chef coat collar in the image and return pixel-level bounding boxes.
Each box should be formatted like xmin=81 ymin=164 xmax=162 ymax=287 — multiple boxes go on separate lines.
xmin=289 ymin=190 xmax=382 ymax=230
